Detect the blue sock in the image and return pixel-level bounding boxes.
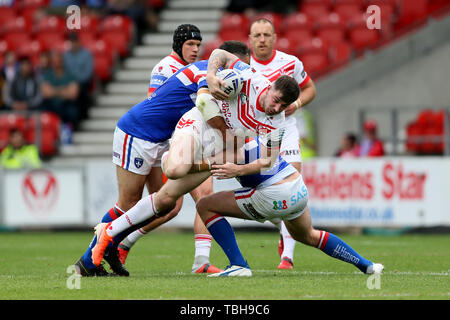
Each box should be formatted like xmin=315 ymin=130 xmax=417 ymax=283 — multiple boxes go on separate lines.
xmin=205 ymin=215 xmax=249 ymax=268
xmin=317 ymin=231 xmax=372 ymax=273
xmin=81 ymin=208 xmax=116 ymax=268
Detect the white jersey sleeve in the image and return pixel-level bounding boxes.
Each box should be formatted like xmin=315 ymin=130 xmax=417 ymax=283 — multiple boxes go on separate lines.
xmin=148 ymin=55 xmax=187 ymax=96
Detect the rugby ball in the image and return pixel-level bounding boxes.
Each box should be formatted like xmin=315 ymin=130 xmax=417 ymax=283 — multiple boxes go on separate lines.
xmin=216 ymin=69 xmax=244 ymax=100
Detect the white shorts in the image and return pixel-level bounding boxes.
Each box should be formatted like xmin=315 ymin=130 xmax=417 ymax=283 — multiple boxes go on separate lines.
xmin=280 ymin=123 xmax=302 ymax=163
xmin=235 ymin=175 xmax=308 ymax=223
xmin=112 ymin=126 xmax=170 ymax=175
xmin=173 ymin=108 xmax=223 ymax=161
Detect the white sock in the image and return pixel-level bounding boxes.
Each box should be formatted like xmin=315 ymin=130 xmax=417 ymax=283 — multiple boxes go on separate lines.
xmin=193 ymin=234 xmax=212 ymax=265
xmin=123 ymin=228 xmax=148 ymax=249
xmin=106 ymin=193 xmax=158 ymax=238
xmin=280 ymin=221 xmax=296 ymax=261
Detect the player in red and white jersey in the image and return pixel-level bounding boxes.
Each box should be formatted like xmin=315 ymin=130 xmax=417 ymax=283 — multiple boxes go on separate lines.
xmin=249 ymin=18 xmax=317 ymax=270
xmin=116 ymin=24 xmax=225 ymax=275
xmin=147 ymin=25 xmax=201 ymax=98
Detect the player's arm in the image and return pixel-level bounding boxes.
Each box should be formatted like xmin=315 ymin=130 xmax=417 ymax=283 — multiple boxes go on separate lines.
xmin=206 ymin=49 xmax=241 ymax=100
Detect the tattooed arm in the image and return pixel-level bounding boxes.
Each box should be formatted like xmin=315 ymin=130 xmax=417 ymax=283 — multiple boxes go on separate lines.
xmin=206 ymin=49 xmax=240 ymax=100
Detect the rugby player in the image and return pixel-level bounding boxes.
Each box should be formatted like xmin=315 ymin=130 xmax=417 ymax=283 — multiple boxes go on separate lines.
xmin=74 ymin=41 xmax=250 ymax=277
xmin=117 ymin=24 xmax=220 ymax=274
xmin=196 ymin=136 xmax=384 ymax=277
xmin=249 ymin=18 xmax=317 ymax=269
xmin=89 ymin=49 xmax=301 ymax=269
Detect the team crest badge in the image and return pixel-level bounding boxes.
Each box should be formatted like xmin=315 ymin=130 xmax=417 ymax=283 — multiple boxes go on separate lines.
xmin=134 ymin=157 xmax=144 ymax=168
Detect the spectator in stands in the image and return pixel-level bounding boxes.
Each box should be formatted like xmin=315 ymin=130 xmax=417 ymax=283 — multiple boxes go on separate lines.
xmin=358 ymin=119 xmax=385 ymax=157
xmin=64 ymin=32 xmax=94 ymax=120
xmin=335 ymin=132 xmax=359 ymax=158
xmin=35 ymin=51 xmax=51 ymax=78
xmin=0 ymin=129 xmax=42 ymax=169
xmin=1 ymin=52 xmax=18 ymax=84
xmin=3 ymin=57 xmax=43 ymax=111
xmin=41 ymin=50 xmax=80 ymax=133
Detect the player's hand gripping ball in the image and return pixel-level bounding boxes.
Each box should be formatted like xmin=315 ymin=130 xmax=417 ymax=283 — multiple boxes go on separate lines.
xmin=216 ymin=69 xmax=244 ymax=100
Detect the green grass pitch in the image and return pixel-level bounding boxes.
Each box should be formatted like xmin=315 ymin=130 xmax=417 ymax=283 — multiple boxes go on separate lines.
xmin=0 ymin=230 xmax=449 ymax=300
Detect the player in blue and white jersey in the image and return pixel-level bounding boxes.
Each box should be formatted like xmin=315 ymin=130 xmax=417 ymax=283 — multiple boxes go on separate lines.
xmin=196 ymin=137 xmax=384 ymax=277
xmin=118 ymin=25 xmax=219 ymax=275
xmin=74 ymin=41 xmax=251 ymax=277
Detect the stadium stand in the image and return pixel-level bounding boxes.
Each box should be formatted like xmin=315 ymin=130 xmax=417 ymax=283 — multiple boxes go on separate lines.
xmin=2 ymin=0 xmax=448 ymax=161
xmin=0 ymin=0 xmax=138 ymax=158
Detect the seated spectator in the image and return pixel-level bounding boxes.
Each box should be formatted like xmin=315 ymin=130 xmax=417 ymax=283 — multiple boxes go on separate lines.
xmin=0 ymin=129 xmax=42 ymax=169
xmin=335 ymin=132 xmax=359 ymax=158
xmin=358 ymin=120 xmax=385 ymax=157
xmin=41 ymin=51 xmax=80 ymax=135
xmin=3 ymin=57 xmax=43 ymax=111
xmin=35 ymin=51 xmax=51 ymax=78
xmin=1 ymin=52 xmax=19 ymax=84
xmin=64 ymin=32 xmax=94 ymax=120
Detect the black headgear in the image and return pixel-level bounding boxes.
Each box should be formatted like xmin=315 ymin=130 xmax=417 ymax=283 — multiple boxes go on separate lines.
xmin=172 ymin=24 xmax=202 ymax=63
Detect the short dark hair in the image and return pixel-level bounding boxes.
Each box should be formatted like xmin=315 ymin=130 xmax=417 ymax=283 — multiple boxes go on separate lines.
xmin=273 ymin=75 xmax=300 ymax=105
xmin=219 ymin=41 xmax=250 ymax=58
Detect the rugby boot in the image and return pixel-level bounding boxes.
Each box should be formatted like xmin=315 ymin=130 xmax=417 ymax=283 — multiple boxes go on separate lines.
xmin=118 ymin=243 xmax=130 ymax=265
xmin=91 ymin=222 xmax=113 ymax=266
xmin=278 ymin=256 xmax=294 ymax=270
xmin=104 ymin=247 xmax=130 ymax=276
xmin=207 ymin=265 xmax=252 ymax=277
xmin=192 ymin=263 xmax=223 ymax=274
xmin=74 ymin=256 xmax=110 ymax=277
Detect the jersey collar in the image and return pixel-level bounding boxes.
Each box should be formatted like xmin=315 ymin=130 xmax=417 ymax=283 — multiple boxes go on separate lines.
xmin=252 ymin=50 xmax=277 ymax=65
xmin=169 ymin=54 xmax=188 ymax=66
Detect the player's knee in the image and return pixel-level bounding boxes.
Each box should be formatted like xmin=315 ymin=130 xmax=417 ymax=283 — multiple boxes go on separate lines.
xmin=164 ymin=164 xmax=189 ymax=180
xmin=195 ymin=198 xmax=209 ymax=218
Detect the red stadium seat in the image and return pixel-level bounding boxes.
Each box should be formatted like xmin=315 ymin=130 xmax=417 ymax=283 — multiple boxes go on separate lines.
xmin=99 ymin=15 xmax=134 ymax=42
xmin=283 ymin=29 xmax=313 ymax=51
xmin=200 ymin=38 xmax=222 ymax=60
xmin=218 ymin=29 xmax=248 ymax=42
xmin=301 ymin=51 xmax=330 ymax=76
xmin=93 ymin=55 xmax=113 ymax=82
xmin=21 ymin=0 xmax=50 ymax=8
xmin=334 ymin=2 xmax=363 ymax=21
xmin=99 ymin=32 xmax=130 ymax=58
xmin=2 ymin=16 xmax=32 ymax=34
xmin=328 ymin=40 xmax=353 ymax=66
xmin=220 ymin=12 xmax=249 ymax=31
xmin=405 ymin=122 xmax=421 ymax=153
xmin=296 ymin=36 xmax=328 ymax=56
xmin=35 ymin=32 xmax=67 ymax=51
xmin=396 ymin=0 xmax=428 ymax=29
xmin=301 ymin=1 xmax=330 ymax=21
xmin=3 ymin=32 xmax=32 ymax=52
xmin=275 ymin=37 xmax=297 ymax=56
xmin=40 ymin=129 xmax=59 ymax=156
xmin=78 ymin=14 xmax=100 ymax=34
xmin=0 ymin=113 xmax=27 ymax=132
xmin=0 ymin=7 xmax=17 ymax=24
xmin=297 ymin=37 xmax=330 ymax=76
xmin=34 ymin=15 xmax=65 ymax=34
xmin=316 ymin=12 xmax=346 ymax=46
xmin=16 ymin=39 xmax=42 ymax=61
xmin=347 ymin=14 xmax=381 ymax=51
xmin=280 ymin=12 xmax=313 ymax=36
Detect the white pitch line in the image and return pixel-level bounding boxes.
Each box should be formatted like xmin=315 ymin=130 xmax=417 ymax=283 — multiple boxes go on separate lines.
xmin=254 ymin=270 xmax=450 ymax=276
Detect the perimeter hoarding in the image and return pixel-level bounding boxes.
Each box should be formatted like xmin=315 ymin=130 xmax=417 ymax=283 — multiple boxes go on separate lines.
xmin=304 ymin=157 xmax=450 ymax=227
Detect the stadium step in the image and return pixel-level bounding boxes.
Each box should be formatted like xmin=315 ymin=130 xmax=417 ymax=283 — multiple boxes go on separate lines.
xmin=72 ymin=132 xmax=113 ymax=145
xmin=80 ymin=119 xmax=117 ymax=132
xmin=115 ymin=70 xmax=151 ymax=82
xmin=88 ymin=106 xmax=129 ymax=120
xmin=105 ymin=82 xmax=148 ymax=95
